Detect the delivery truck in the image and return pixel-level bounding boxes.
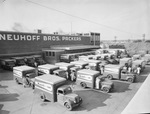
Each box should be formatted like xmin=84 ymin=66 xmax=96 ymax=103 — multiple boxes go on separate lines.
xmin=103 ymin=65 xmax=136 ymax=83
xmin=132 ymin=60 xmax=146 ymax=73
xmin=0 ymin=58 xmax=16 ymax=70
xmin=11 ymin=57 xmax=26 ymax=66
xmin=119 ymin=57 xmax=132 ymax=67
xmin=33 ymin=55 xmax=46 ymax=66
xmin=25 ymin=56 xmax=36 ymax=67
xmin=38 ymin=64 xmax=67 ymax=79
xmin=34 ymin=74 xmax=82 ymax=111
xmin=13 ymin=65 xmax=37 ymax=87
xmin=76 ymin=69 xmax=114 ymax=93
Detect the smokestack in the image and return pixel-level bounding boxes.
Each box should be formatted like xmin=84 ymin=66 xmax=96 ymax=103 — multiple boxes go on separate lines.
xmin=37 ymin=29 xmax=42 ymax=34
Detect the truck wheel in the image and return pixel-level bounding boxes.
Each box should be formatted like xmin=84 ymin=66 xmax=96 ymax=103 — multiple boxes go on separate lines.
xmin=65 ymin=102 xmax=72 ymax=111
xmin=40 ymin=95 xmax=46 ymax=102
xmin=127 ymin=78 xmax=134 ymax=83
xmin=102 ymin=87 xmax=110 ymax=93
xmin=107 ymin=74 xmax=113 ymax=80
xmin=32 ymin=83 xmax=35 ymax=89
xmin=15 ymin=78 xmax=19 ymax=84
xmin=80 ymin=82 xmax=87 ymax=88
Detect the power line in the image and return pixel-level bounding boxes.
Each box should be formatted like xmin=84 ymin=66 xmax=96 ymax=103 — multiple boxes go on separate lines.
xmin=25 ymin=0 xmax=141 ymax=37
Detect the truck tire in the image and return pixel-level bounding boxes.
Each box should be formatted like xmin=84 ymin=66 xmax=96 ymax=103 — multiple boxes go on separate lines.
xmin=65 ymin=102 xmax=72 ymax=111
xmin=80 ymin=82 xmax=87 ymax=88
xmin=15 ymin=78 xmax=19 ymax=84
xmin=32 ymin=83 xmax=35 ymax=89
xmin=40 ymin=94 xmax=46 ymax=102
xmin=102 ymin=87 xmax=110 ymax=93
xmin=107 ymin=74 xmax=113 ymax=80
xmin=127 ymin=78 xmax=134 ymax=83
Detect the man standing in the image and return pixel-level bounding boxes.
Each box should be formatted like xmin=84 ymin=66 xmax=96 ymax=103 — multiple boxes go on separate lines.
xmin=137 ymin=65 xmax=141 ymax=75
xmin=95 ymin=77 xmax=100 ymax=89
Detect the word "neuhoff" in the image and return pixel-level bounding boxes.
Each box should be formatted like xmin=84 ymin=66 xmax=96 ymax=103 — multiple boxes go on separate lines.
xmin=0 ymin=34 xmax=82 ymax=41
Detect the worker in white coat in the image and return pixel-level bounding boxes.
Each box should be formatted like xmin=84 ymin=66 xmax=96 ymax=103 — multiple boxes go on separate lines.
xmin=95 ymin=77 xmax=100 ymax=89
xmin=137 ymin=65 xmax=141 ymax=75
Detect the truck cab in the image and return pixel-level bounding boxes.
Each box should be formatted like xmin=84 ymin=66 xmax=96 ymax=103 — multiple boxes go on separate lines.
xmin=55 ymin=62 xmax=75 ymax=80
xmin=33 ymin=55 xmax=46 ymax=66
xmin=11 ymin=57 xmax=26 ymax=66
xmin=34 ymin=74 xmax=82 ymax=111
xmin=25 ymin=56 xmax=36 ymax=67
xmin=13 ymin=65 xmax=37 ymax=87
xmin=53 ymin=69 xmax=68 ymax=79
xmin=57 ymin=85 xmax=82 ymax=110
xmin=104 ymin=65 xmax=136 ymax=83
xmin=76 ymin=69 xmax=114 ymax=93
xmin=0 ymin=58 xmax=16 ymax=70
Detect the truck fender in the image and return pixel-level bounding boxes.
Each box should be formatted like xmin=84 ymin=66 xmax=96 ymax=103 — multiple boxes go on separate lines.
xmin=64 ymin=99 xmax=73 ymax=106
xmin=64 ymin=100 xmax=73 ymax=111
xmin=101 ymin=85 xmax=111 ymax=93
xmin=126 ymin=76 xmax=134 ymax=83
xmin=101 ymin=85 xmax=111 ymax=90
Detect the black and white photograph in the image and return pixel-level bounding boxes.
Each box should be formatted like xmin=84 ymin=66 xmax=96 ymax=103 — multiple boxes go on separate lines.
xmin=0 ymin=0 xmax=150 ymax=114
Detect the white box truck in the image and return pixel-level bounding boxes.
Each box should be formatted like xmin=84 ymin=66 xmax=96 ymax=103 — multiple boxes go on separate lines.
xmin=34 ymin=74 xmax=82 ymax=111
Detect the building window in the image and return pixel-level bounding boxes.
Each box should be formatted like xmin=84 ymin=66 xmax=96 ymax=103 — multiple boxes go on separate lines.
xmin=46 ymin=52 xmax=48 ymax=56
xmin=52 ymin=52 xmax=55 ymax=56
xmin=49 ymin=52 xmax=51 ymax=56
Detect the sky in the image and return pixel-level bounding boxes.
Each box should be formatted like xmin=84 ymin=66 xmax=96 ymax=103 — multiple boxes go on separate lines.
xmin=0 ymin=0 xmax=149 ymax=40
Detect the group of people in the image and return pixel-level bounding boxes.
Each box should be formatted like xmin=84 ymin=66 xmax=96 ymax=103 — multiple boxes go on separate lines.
xmin=122 ymin=64 xmax=141 ymax=75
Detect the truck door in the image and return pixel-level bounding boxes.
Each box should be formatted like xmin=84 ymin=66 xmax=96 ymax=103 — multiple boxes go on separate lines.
xmin=57 ymin=90 xmax=65 ymax=105
xmin=120 ymin=70 xmax=127 ymax=80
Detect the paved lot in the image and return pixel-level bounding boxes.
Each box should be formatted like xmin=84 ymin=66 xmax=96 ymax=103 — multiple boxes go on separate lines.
xmin=0 ymin=65 xmax=150 ymax=114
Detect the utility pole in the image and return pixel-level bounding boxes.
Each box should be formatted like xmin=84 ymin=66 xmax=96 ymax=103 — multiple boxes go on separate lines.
xmin=71 ymin=22 xmax=72 ymax=35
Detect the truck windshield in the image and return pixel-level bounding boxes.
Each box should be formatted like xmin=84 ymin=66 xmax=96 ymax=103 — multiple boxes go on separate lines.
xmin=7 ymin=61 xmax=15 ymax=65
xmin=64 ymin=86 xmax=72 ymax=94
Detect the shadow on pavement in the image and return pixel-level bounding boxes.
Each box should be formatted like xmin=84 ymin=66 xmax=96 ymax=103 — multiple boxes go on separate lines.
xmin=0 ymin=93 xmax=19 ymax=102
xmin=0 ymin=104 xmax=10 ymax=114
xmin=74 ymin=89 xmax=111 ymax=111
xmin=0 ymin=85 xmax=8 ymax=89
xmin=112 ymin=80 xmax=131 ymax=93
xmin=0 ymin=70 xmax=13 ymax=81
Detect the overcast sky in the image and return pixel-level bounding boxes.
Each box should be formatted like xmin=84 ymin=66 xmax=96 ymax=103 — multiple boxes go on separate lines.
xmin=0 ymin=0 xmax=149 ymax=40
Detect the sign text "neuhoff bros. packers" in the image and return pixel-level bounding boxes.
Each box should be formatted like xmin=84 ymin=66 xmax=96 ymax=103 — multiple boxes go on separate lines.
xmin=0 ymin=33 xmax=81 ymax=41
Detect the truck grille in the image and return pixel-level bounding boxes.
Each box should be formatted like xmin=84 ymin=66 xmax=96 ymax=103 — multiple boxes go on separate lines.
xmin=75 ymin=97 xmax=80 ymax=103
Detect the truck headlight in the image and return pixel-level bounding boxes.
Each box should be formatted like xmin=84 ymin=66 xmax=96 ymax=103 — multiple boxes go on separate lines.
xmin=79 ymin=97 xmax=82 ymax=101
xmin=74 ymin=100 xmax=76 ymax=103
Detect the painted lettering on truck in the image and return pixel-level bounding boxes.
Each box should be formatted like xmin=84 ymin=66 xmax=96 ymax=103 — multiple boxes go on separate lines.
xmin=77 ymin=74 xmax=92 ymax=83
xmin=13 ymin=70 xmax=22 ymax=78
xmin=35 ymin=81 xmax=53 ymax=94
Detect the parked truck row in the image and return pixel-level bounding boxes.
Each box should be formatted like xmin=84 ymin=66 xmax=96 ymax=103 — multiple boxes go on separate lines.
xmin=0 ymin=55 xmax=46 ymax=70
